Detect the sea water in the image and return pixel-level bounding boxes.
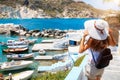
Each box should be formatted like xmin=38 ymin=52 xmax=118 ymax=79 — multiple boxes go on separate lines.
xmin=0 ymin=35 xmax=66 ymax=62
xmin=0 ymin=18 xmax=96 ymax=62
xmin=0 ymin=18 xmax=95 ymax=30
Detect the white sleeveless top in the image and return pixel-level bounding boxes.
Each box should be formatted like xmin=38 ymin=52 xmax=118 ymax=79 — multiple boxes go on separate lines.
xmin=88 ymin=48 xmax=100 ymax=63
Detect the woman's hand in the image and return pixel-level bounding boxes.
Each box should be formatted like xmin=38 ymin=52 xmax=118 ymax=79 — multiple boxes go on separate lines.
xmin=83 ymin=30 xmax=89 ymax=37
xmin=108 ymin=28 xmax=113 ymax=35
xmin=79 ymin=30 xmax=90 ymax=53
xmin=108 ymin=28 xmax=116 ymax=46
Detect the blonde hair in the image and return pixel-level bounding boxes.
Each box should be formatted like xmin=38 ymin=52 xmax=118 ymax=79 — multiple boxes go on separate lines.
xmin=90 ymin=37 xmax=109 ymax=51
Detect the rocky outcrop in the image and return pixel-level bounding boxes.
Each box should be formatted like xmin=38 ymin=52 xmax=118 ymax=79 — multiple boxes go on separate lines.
xmin=0 ymin=4 xmax=50 ymax=18
xmin=0 ymin=23 xmax=28 ymax=35
xmin=0 ymin=0 xmax=108 ymax=18
xmin=62 ymin=7 xmax=97 ymax=18
xmin=0 ymin=23 xmax=67 ymax=38
xmin=25 ymin=29 xmax=67 ymax=38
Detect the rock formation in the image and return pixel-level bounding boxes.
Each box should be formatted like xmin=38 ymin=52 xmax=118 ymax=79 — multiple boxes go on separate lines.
xmin=0 ymin=0 xmax=111 ymax=18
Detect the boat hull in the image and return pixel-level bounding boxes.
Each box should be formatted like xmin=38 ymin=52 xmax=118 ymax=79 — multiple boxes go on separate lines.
xmin=3 ymin=48 xmax=28 ymax=53
xmin=14 ymin=70 xmax=34 ymax=80
xmin=5 ymin=70 xmax=34 ymax=80
xmin=0 ymin=61 xmax=33 ymax=71
xmin=7 ymin=53 xmax=33 ymax=60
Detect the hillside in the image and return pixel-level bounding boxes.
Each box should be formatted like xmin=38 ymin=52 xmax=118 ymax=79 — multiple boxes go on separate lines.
xmin=0 ymin=0 xmax=110 ymax=18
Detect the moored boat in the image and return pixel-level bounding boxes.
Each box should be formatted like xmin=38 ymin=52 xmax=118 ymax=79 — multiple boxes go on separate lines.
xmin=6 ymin=53 xmax=34 ymax=60
xmin=0 ymin=60 xmax=33 ymax=71
xmin=3 ymin=47 xmax=28 ymax=53
xmin=5 ymin=70 xmax=34 ymax=80
xmin=19 ymin=38 xmax=37 ymax=45
xmin=38 ymin=49 xmax=46 ymax=55
xmin=7 ymin=40 xmax=28 ymax=49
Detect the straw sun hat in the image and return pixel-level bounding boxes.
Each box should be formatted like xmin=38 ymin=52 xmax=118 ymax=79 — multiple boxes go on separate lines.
xmin=84 ymin=19 xmax=109 ymax=40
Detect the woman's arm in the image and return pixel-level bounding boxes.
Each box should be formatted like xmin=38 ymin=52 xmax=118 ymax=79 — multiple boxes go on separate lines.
xmin=79 ymin=30 xmax=90 ymax=53
xmin=108 ymin=28 xmax=116 ymax=46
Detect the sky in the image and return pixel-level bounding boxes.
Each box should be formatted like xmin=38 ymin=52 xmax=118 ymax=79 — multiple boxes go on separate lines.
xmin=74 ymin=0 xmax=120 ymax=10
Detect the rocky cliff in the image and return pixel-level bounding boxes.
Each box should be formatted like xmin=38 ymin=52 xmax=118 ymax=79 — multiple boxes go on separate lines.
xmin=0 ymin=0 xmax=110 ymax=18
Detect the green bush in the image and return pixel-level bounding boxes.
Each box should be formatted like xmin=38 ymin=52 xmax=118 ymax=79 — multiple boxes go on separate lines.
xmin=31 ymin=70 xmax=70 ymax=80
xmin=74 ymin=55 xmax=85 ymax=66
xmin=31 ymin=55 xmax=85 ymax=80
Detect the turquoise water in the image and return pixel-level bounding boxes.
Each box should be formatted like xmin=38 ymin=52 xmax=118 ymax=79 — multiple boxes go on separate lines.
xmin=0 ymin=34 xmax=67 ymax=78
xmin=0 ymin=35 xmax=41 ymax=62
xmin=0 ymin=18 xmax=96 ymax=79
xmin=0 ymin=18 xmax=97 ymax=62
xmin=0 ymin=18 xmax=95 ymax=30
xmin=0 ymin=35 xmax=67 ymax=63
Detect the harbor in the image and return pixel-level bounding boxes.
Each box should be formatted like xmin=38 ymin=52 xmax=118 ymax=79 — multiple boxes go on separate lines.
xmin=0 ymin=17 xmax=119 ymax=80
xmin=0 ymin=27 xmax=83 ymax=80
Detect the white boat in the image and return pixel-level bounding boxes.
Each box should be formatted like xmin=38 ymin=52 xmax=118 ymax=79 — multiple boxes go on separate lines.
xmin=53 ymin=53 xmax=67 ymax=60
xmin=7 ymin=40 xmax=28 ymax=49
xmin=6 ymin=53 xmax=34 ymax=60
xmin=34 ymin=55 xmax=53 ymax=60
xmin=0 ymin=61 xmax=33 ymax=71
xmin=19 ymin=38 xmax=37 ymax=45
xmin=27 ymin=39 xmax=37 ymax=44
xmin=38 ymin=49 xmax=46 ymax=55
xmin=38 ymin=61 xmax=72 ymax=72
xmin=32 ymin=31 xmax=82 ymax=51
xmin=41 ymin=39 xmax=60 ymax=43
xmin=5 ymin=70 xmax=34 ymax=80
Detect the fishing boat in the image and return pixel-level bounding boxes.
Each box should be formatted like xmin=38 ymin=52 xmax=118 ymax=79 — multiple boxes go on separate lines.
xmin=0 ymin=60 xmax=33 ymax=71
xmin=3 ymin=47 xmax=28 ymax=53
xmin=6 ymin=53 xmax=34 ymax=60
xmin=5 ymin=70 xmax=34 ymax=80
xmin=7 ymin=40 xmax=28 ymax=49
xmin=19 ymin=37 xmax=37 ymax=45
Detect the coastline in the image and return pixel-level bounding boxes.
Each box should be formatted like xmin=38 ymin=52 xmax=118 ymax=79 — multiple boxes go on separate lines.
xmin=0 ymin=0 xmax=119 ymax=79
xmin=0 ymin=33 xmax=68 ymax=79
xmin=0 ymin=17 xmax=119 ymax=80
xmin=0 ymin=18 xmax=91 ymax=38
xmin=0 ymin=24 xmax=82 ymax=79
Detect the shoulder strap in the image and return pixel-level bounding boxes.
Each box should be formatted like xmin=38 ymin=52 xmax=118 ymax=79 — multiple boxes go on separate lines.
xmin=90 ymin=49 xmax=97 ymax=64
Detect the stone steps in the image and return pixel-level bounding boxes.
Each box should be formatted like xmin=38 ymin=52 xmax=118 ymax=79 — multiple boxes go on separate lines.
xmin=102 ymin=51 xmax=120 ymax=80
xmin=106 ymin=65 xmax=120 ymax=71
xmin=102 ymin=70 xmax=120 ymax=80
